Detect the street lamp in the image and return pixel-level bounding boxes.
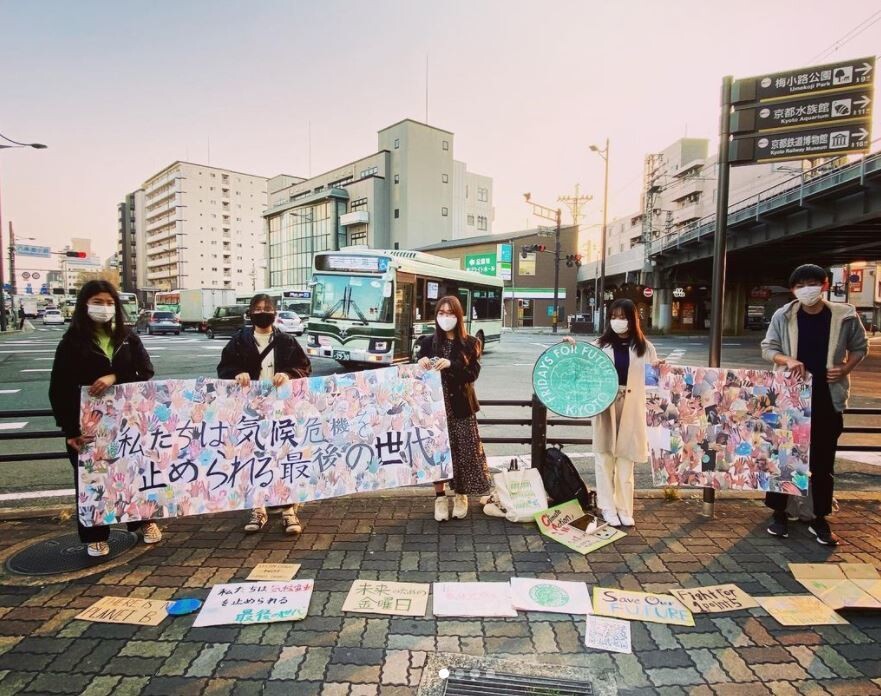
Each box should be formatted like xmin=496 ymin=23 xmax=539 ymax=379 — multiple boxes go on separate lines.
xmin=590 ymin=139 xmax=610 ymax=332
xmin=523 ymin=193 xmax=563 ymax=333
xmin=0 ymin=133 xmax=47 ymax=331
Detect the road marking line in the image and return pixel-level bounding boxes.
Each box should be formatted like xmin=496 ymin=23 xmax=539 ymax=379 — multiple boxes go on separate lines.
xmin=0 ymin=422 xmax=27 ymax=430
xmin=20 ymin=369 xmax=52 ymax=372
xmin=0 ymin=488 xmax=75 ymax=501
xmin=0 ymin=389 xmax=21 ymax=394
xmin=0 ymin=350 xmax=55 ymax=354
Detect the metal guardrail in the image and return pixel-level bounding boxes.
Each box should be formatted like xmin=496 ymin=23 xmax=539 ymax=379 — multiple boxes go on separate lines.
xmin=649 ymin=144 xmax=881 ymax=256
xmin=1 ymin=402 xmax=877 ymax=468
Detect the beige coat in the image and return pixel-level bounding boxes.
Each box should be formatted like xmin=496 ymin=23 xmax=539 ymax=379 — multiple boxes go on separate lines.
xmin=592 ymin=340 xmax=657 ymax=463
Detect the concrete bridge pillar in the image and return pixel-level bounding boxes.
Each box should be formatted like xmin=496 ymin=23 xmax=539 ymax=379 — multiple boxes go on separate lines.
xmin=722 ymin=282 xmax=747 ymax=336
xmin=653 ymin=287 xmax=673 ymax=333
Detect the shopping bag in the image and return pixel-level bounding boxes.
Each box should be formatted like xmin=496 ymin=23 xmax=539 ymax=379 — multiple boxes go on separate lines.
xmin=493 ymin=461 xmax=549 ymax=523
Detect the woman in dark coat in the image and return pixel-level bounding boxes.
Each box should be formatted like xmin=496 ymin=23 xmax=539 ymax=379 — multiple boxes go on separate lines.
xmin=414 ymin=295 xmax=490 ymax=521
xmin=49 ymin=280 xmax=159 ymax=558
xmin=217 ymin=293 xmax=312 ymax=534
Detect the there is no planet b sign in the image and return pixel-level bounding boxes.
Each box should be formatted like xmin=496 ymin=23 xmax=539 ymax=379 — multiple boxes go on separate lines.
xmin=532 ymin=342 xmax=619 ymax=418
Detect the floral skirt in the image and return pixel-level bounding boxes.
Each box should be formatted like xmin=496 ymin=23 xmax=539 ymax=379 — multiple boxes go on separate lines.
xmin=446 ymin=414 xmax=491 ymax=496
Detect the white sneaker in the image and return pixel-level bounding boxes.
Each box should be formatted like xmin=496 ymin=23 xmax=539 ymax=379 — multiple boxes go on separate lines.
xmin=482 ymin=502 xmax=506 ymax=518
xmin=87 ymin=542 xmax=110 ymax=557
xmin=617 ymin=513 xmax=635 ymax=527
xmin=281 ymin=508 xmax=302 ymax=535
xmin=601 ymin=509 xmax=621 ymax=527
xmin=141 ymin=522 xmax=162 ymax=544
xmin=244 ymin=507 xmax=268 ymax=533
xmin=452 ymin=494 xmax=469 ymax=519
xmin=434 ymin=496 xmax=450 ymax=522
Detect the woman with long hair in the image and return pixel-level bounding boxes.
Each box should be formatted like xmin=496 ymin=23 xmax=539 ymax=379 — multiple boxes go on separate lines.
xmin=565 ymin=298 xmax=659 ymax=527
xmin=49 ymin=280 xmax=160 ymax=557
xmin=217 ymin=293 xmax=311 ymax=534
xmin=414 ymin=295 xmax=490 ymax=521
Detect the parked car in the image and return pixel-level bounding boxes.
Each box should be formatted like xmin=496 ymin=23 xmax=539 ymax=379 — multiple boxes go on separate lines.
xmin=42 ymin=309 xmax=64 ymax=326
xmin=275 ymin=310 xmax=305 ymax=336
xmin=136 ymin=310 xmax=181 ymax=335
xmin=205 ymin=304 xmax=250 ymax=339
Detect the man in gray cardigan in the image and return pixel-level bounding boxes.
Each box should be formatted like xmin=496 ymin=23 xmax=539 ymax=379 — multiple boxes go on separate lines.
xmin=761 ymin=264 xmax=868 ymax=546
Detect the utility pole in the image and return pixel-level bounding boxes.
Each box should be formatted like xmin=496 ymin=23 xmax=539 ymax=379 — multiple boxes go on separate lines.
xmin=8 ymin=220 xmax=16 ymax=298
xmin=590 ymin=139 xmax=610 ymax=331
xmin=0 ymin=214 xmax=6 ymax=331
xmin=523 ymin=194 xmax=564 ymax=334
xmin=558 ymin=184 xmax=592 ymax=226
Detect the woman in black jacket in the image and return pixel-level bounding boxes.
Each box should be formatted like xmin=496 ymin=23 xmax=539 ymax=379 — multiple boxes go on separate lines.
xmin=217 ymin=293 xmax=312 ymax=534
xmin=49 ymin=280 xmax=159 ymax=558
xmin=414 ymin=295 xmax=490 ymax=522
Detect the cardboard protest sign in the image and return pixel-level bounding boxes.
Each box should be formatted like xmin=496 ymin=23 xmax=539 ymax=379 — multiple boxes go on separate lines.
xmin=432 ymin=582 xmax=518 ymax=618
xmin=789 ymin=563 xmax=881 ymax=610
xmin=584 ymin=615 xmax=632 ymax=654
xmin=193 ymin=580 xmax=314 ymax=627
xmin=510 ymin=578 xmax=591 ymax=615
xmin=247 ymin=563 xmax=301 ymax=581
xmin=76 ymin=596 xmax=168 ymax=626
xmin=534 ymin=500 xmax=626 ymax=555
xmin=77 ymin=366 xmax=451 ymax=525
xmin=756 ymin=595 xmax=848 ymax=626
xmin=342 ymin=580 xmax=430 ymax=617
xmin=646 ymin=366 xmax=811 ymax=495
xmin=592 ymin=588 xmax=695 ymax=627
xmin=669 ymin=584 xmax=758 ymax=613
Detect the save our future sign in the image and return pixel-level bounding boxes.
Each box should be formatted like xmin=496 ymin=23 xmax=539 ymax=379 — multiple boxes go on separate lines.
xmin=77 ymin=366 xmax=452 ymax=525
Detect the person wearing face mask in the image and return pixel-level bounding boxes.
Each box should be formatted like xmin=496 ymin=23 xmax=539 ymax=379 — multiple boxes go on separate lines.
xmin=217 ymin=293 xmax=312 ymax=534
xmin=564 ymin=298 xmax=658 ymax=527
xmin=761 ymin=264 xmax=867 ymax=545
xmin=414 ymin=296 xmax=490 ymax=522
xmin=49 ymin=280 xmax=159 ymax=558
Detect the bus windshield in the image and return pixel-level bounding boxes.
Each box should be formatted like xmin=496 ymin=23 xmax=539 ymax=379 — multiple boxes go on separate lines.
xmin=311 ymin=274 xmax=392 ymax=324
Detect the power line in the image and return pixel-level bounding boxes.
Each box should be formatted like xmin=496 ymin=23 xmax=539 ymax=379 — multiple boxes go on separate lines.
xmin=810 ymin=9 xmax=881 ymax=62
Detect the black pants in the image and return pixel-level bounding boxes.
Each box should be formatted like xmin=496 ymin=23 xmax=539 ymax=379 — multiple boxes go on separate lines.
xmin=68 ymin=446 xmax=142 ymax=543
xmin=765 ymin=389 xmax=843 ymax=519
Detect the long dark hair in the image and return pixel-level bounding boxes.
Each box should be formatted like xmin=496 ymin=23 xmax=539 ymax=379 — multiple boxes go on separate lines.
xmin=68 ymin=280 xmax=128 ymax=346
xmin=433 ymin=295 xmax=478 ymax=360
xmin=598 ymin=298 xmax=647 ymax=357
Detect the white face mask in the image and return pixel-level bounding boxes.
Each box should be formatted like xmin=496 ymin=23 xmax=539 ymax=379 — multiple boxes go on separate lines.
xmin=794 ymin=285 xmax=823 ymax=307
xmin=610 ymin=318 xmax=630 ymax=335
xmin=437 ymin=315 xmax=458 ymax=332
xmin=87 ymin=304 xmax=115 ymax=324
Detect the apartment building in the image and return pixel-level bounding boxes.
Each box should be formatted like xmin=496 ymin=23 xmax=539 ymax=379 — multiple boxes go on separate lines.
xmin=265 ymin=119 xmax=493 ymax=289
xmin=124 ymin=162 xmax=268 ymax=293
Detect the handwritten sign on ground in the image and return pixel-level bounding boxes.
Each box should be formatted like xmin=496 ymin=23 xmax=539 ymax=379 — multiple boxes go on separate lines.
xmin=535 ymin=500 xmax=626 ymax=555
xmin=510 ymin=578 xmax=591 ymax=615
xmin=76 ymin=596 xmax=168 ymax=626
xmin=342 ymin=580 xmax=430 ymax=617
xmin=432 ymin=582 xmax=517 ymax=618
xmin=193 ymin=580 xmax=314 ymax=627
xmin=78 ymin=366 xmax=451 ymax=526
xmin=669 ymin=584 xmax=758 ymax=613
xmin=789 ymin=563 xmax=881 ymax=610
xmin=756 ymin=595 xmax=848 ymax=626
xmin=532 ymin=342 xmax=619 ymax=418
xmin=647 ymin=366 xmax=811 ymax=495
xmin=592 ymin=588 xmax=695 ymax=627
xmin=584 ymin=615 xmax=632 ymax=654
xmin=247 ymin=563 xmax=301 ymax=582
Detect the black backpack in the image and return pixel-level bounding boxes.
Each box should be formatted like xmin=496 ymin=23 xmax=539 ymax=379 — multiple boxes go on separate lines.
xmin=540 ymin=446 xmax=595 ymax=510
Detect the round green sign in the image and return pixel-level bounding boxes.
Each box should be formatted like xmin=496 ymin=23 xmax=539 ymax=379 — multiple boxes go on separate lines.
xmin=528 ymin=583 xmax=570 ymax=608
xmin=532 ymin=341 xmax=619 ymax=418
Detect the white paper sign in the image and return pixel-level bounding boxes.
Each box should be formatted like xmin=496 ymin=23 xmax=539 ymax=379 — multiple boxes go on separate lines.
xmin=585 ymin=615 xmax=632 ymax=654
xmin=193 ymin=580 xmax=314 ymax=627
xmin=510 ymin=578 xmax=591 ymax=615
xmin=432 ymin=582 xmax=517 ymax=617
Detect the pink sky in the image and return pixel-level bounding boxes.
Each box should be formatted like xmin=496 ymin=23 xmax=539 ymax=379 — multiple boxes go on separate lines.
xmin=1 ymin=0 xmax=879 ymax=260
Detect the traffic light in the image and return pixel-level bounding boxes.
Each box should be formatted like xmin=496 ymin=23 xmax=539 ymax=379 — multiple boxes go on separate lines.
xmin=65 ymin=251 xmax=87 ymax=258
xmin=565 ymin=254 xmax=583 ymax=268
xmin=535 ymin=244 xmax=546 ymax=253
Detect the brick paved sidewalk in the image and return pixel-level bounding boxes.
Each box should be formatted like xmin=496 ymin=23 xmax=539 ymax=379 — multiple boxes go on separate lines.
xmin=0 ymin=493 xmax=880 ymax=695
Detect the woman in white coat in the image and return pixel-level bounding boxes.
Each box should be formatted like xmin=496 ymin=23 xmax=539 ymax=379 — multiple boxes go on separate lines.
xmin=566 ymin=298 xmax=658 ymax=527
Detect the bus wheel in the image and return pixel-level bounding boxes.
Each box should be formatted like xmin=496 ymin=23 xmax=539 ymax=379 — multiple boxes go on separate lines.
xmin=476 ymin=331 xmax=485 ymax=352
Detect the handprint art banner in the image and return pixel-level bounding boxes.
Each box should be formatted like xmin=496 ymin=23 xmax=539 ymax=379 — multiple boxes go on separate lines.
xmin=77 ymin=366 xmax=452 ymax=526
xmin=645 ymin=365 xmax=811 ymax=495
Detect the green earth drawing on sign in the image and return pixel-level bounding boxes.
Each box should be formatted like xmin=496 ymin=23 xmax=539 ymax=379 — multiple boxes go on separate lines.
xmin=529 ymin=583 xmax=570 ymax=607
xmin=532 ymin=342 xmax=619 ymax=418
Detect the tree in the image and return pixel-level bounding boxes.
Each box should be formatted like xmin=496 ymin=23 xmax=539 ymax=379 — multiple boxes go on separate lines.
xmin=75 ymin=268 xmax=121 ymax=288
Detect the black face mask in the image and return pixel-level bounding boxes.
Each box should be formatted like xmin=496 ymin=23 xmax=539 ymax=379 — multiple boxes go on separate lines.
xmin=251 ymin=312 xmax=275 ymax=329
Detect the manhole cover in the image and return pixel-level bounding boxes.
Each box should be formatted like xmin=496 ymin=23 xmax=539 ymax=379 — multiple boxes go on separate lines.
xmin=5 ymin=530 xmax=138 ymax=576
xmin=443 ymin=669 xmax=593 ymax=696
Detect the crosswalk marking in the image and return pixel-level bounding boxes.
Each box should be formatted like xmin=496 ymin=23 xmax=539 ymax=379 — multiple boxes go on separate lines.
xmin=0 ymin=422 xmax=27 ymax=430
xmin=20 ymin=369 xmax=52 ymax=373
xmin=0 ymin=390 xmax=21 ymax=394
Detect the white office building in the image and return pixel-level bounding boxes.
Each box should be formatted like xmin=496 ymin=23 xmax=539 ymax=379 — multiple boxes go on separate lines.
xmin=126 ymin=162 xmax=268 ymax=293
xmin=265 ymin=119 xmax=493 ymax=288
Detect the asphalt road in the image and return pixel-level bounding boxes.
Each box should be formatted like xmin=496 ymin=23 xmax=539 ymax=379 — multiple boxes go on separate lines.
xmin=0 ymin=326 xmax=879 ymax=503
